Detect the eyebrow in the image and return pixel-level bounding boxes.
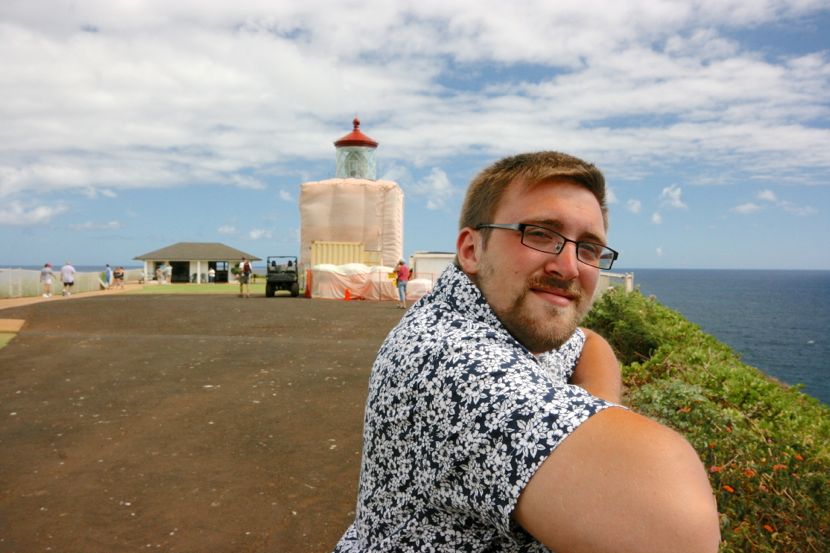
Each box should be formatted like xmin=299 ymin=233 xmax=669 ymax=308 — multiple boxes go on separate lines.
xmin=523 ymin=219 xmax=607 ymax=245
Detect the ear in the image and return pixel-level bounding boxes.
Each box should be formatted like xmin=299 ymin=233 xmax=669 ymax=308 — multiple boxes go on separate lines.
xmin=456 ymin=227 xmax=483 ymax=275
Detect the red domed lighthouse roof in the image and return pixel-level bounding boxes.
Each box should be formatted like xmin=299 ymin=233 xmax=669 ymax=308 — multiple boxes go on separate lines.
xmin=334 ymin=117 xmax=378 ymax=148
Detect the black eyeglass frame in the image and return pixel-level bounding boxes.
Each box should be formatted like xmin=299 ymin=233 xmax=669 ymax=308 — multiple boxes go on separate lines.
xmin=475 ymin=223 xmax=619 ymax=270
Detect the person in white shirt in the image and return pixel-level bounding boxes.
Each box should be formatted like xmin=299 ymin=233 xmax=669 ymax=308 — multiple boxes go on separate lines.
xmin=60 ymin=262 xmax=76 ymax=296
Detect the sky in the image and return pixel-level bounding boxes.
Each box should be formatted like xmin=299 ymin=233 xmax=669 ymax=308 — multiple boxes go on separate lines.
xmin=1 ymin=0 xmax=829 ymax=270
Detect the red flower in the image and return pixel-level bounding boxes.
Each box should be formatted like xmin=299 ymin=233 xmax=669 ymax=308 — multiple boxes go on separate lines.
xmin=763 ymin=524 xmax=775 ymax=533
xmin=722 ymin=485 xmax=735 ymax=493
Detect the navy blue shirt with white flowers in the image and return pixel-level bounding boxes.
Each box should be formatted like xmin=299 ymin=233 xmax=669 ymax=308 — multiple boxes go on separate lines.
xmin=335 ymin=264 xmax=613 ymax=552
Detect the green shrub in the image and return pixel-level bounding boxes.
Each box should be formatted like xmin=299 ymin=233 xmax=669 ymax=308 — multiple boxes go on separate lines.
xmin=584 ymin=290 xmax=830 ymax=552
xmin=583 ymin=288 xmax=663 ymax=364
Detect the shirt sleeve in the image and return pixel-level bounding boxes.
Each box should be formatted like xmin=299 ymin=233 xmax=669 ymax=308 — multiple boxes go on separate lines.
xmin=422 ymin=330 xmax=613 ymax=540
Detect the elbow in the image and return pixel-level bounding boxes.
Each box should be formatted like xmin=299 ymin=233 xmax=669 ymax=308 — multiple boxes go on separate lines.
xmin=653 ymin=438 xmax=722 ymax=553
xmin=671 ymin=489 xmax=721 ymax=553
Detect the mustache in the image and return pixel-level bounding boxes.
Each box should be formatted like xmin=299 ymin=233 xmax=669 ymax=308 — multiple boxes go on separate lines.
xmin=528 ymin=276 xmax=583 ymax=301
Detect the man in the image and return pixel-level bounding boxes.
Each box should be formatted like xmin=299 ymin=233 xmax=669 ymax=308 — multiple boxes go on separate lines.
xmin=394 ymin=260 xmax=410 ymax=309
xmin=60 ymin=261 xmax=75 ymax=296
xmin=113 ymin=266 xmax=125 ymax=289
xmin=334 ymin=152 xmax=719 ymax=552
xmin=239 ymin=257 xmax=252 ymax=298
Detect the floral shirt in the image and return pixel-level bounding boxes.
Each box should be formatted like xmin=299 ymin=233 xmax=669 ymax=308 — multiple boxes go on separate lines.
xmin=334 ymin=264 xmax=613 ymax=552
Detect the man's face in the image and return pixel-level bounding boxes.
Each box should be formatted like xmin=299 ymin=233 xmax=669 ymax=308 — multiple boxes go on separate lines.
xmin=460 ymin=178 xmax=605 ymax=353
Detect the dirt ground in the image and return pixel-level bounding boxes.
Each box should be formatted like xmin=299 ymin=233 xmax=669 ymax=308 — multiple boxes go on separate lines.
xmin=0 ymin=293 xmax=406 ymax=553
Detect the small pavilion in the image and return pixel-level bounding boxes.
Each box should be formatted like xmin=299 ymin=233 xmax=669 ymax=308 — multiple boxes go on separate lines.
xmin=134 ymin=242 xmax=260 ymax=283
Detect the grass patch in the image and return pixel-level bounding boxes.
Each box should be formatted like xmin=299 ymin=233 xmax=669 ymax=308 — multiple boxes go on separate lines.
xmin=584 ymin=289 xmax=829 ymax=553
xmin=0 ymin=332 xmax=16 ymax=349
xmin=128 ymin=283 xmax=268 ymax=295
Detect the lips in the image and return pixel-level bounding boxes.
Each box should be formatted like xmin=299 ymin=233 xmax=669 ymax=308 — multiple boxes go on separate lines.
xmin=532 ymin=286 xmax=576 ymax=307
xmin=529 ymin=276 xmax=580 ymax=299
xmin=539 ymin=287 xmax=575 ymax=299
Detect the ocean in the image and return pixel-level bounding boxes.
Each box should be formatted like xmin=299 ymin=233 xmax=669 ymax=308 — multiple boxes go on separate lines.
xmin=622 ymin=269 xmax=830 ymax=405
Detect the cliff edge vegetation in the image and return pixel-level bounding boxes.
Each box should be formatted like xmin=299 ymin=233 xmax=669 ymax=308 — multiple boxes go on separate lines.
xmin=584 ymin=289 xmax=829 ymax=553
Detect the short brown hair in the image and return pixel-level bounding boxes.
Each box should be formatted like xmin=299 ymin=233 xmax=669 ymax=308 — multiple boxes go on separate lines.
xmin=458 ymin=151 xmax=608 ymax=232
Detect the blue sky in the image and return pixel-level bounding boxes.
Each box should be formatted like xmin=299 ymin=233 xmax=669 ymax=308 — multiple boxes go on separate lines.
xmin=1 ymin=0 xmax=828 ymax=270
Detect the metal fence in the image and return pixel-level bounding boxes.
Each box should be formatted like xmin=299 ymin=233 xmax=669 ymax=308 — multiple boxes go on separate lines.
xmin=0 ymin=268 xmax=145 ymax=299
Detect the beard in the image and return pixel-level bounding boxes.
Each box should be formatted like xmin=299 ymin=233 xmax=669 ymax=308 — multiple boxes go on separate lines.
xmin=476 ymin=263 xmax=594 ymax=353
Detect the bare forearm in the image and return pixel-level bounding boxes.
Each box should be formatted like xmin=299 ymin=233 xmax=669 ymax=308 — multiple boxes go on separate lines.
xmin=570 ymin=328 xmax=621 ymax=403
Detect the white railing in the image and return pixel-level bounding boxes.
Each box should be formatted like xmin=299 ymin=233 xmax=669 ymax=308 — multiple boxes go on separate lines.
xmin=594 ymin=271 xmax=635 ymax=300
xmin=0 ymin=268 xmax=145 ymax=299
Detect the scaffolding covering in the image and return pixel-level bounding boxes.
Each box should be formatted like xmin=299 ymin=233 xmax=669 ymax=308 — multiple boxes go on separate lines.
xmin=308 ymin=263 xmax=432 ymax=301
xmin=299 ymin=178 xmax=403 ymax=268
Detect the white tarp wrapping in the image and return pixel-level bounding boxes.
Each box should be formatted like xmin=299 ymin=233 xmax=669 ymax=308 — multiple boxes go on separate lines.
xmin=309 ymin=263 xmax=432 ymax=301
xmin=299 ymin=178 xmax=404 ymax=268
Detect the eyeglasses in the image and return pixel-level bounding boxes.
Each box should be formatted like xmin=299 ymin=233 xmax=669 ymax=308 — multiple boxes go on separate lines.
xmin=475 ymin=223 xmax=619 ymax=270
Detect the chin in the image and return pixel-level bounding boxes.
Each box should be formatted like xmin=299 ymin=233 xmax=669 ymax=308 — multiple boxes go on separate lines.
xmin=505 ymin=306 xmax=581 ymax=352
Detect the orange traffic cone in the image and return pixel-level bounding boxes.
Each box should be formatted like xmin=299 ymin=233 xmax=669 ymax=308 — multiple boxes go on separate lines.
xmin=344 ymin=289 xmax=351 ymax=301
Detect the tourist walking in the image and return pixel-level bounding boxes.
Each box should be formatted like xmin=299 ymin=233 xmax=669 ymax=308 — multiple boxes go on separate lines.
xmin=113 ymin=266 xmax=125 ymax=289
xmin=395 ymin=260 xmax=410 ymax=309
xmin=40 ymin=263 xmax=55 ymax=297
xmin=238 ymin=257 xmax=252 ymax=298
xmin=60 ymin=262 xmax=76 ymax=296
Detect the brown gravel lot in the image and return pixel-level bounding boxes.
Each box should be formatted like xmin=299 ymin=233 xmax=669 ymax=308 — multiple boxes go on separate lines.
xmin=0 ymin=294 xmax=405 ymax=553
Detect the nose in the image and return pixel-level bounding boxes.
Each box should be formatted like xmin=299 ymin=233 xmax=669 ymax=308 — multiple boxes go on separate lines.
xmin=544 ymin=241 xmax=580 ymax=280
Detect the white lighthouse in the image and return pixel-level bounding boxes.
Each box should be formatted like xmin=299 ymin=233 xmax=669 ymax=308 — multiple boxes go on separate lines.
xmin=299 ymin=118 xmax=404 ymax=273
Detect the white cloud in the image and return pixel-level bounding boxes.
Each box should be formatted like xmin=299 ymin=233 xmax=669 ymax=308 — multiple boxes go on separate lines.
xmin=651 ymin=212 xmax=663 ymax=224
xmin=0 ymin=0 xmax=828 ymax=209
xmin=780 ymin=201 xmax=818 ymax=216
xmin=656 ymin=246 xmax=663 ymax=256
xmin=734 ymin=190 xmax=817 ymax=216
xmin=231 ymin=175 xmax=266 ymax=190
xmin=0 ymin=201 xmax=67 ymax=225
xmin=381 ymin=164 xmax=414 ymax=185
xmin=625 ymin=199 xmax=642 ymax=214
xmin=217 ymin=224 xmax=237 ymax=235
xmin=69 ymin=220 xmax=121 ymax=230
xmin=731 ymin=202 xmax=762 ymax=214
xmin=80 ymin=187 xmax=118 ymax=199
xmin=413 ymin=168 xmax=455 ymax=211
xmin=279 ymin=189 xmax=293 ymax=202
xmin=248 ymin=228 xmax=273 ymax=240
xmin=660 ymin=185 xmax=687 ymax=209
xmin=757 ymin=189 xmax=777 ymax=202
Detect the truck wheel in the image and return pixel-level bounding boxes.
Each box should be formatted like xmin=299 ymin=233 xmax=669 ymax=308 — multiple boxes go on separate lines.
xmin=266 ymin=283 xmax=276 ymax=297
xmin=290 ymin=283 xmax=300 ymax=297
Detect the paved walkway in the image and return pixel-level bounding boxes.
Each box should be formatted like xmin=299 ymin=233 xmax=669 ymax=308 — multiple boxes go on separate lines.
xmin=0 ymin=292 xmax=402 ymax=552
xmin=0 ymin=283 xmax=143 ymax=312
